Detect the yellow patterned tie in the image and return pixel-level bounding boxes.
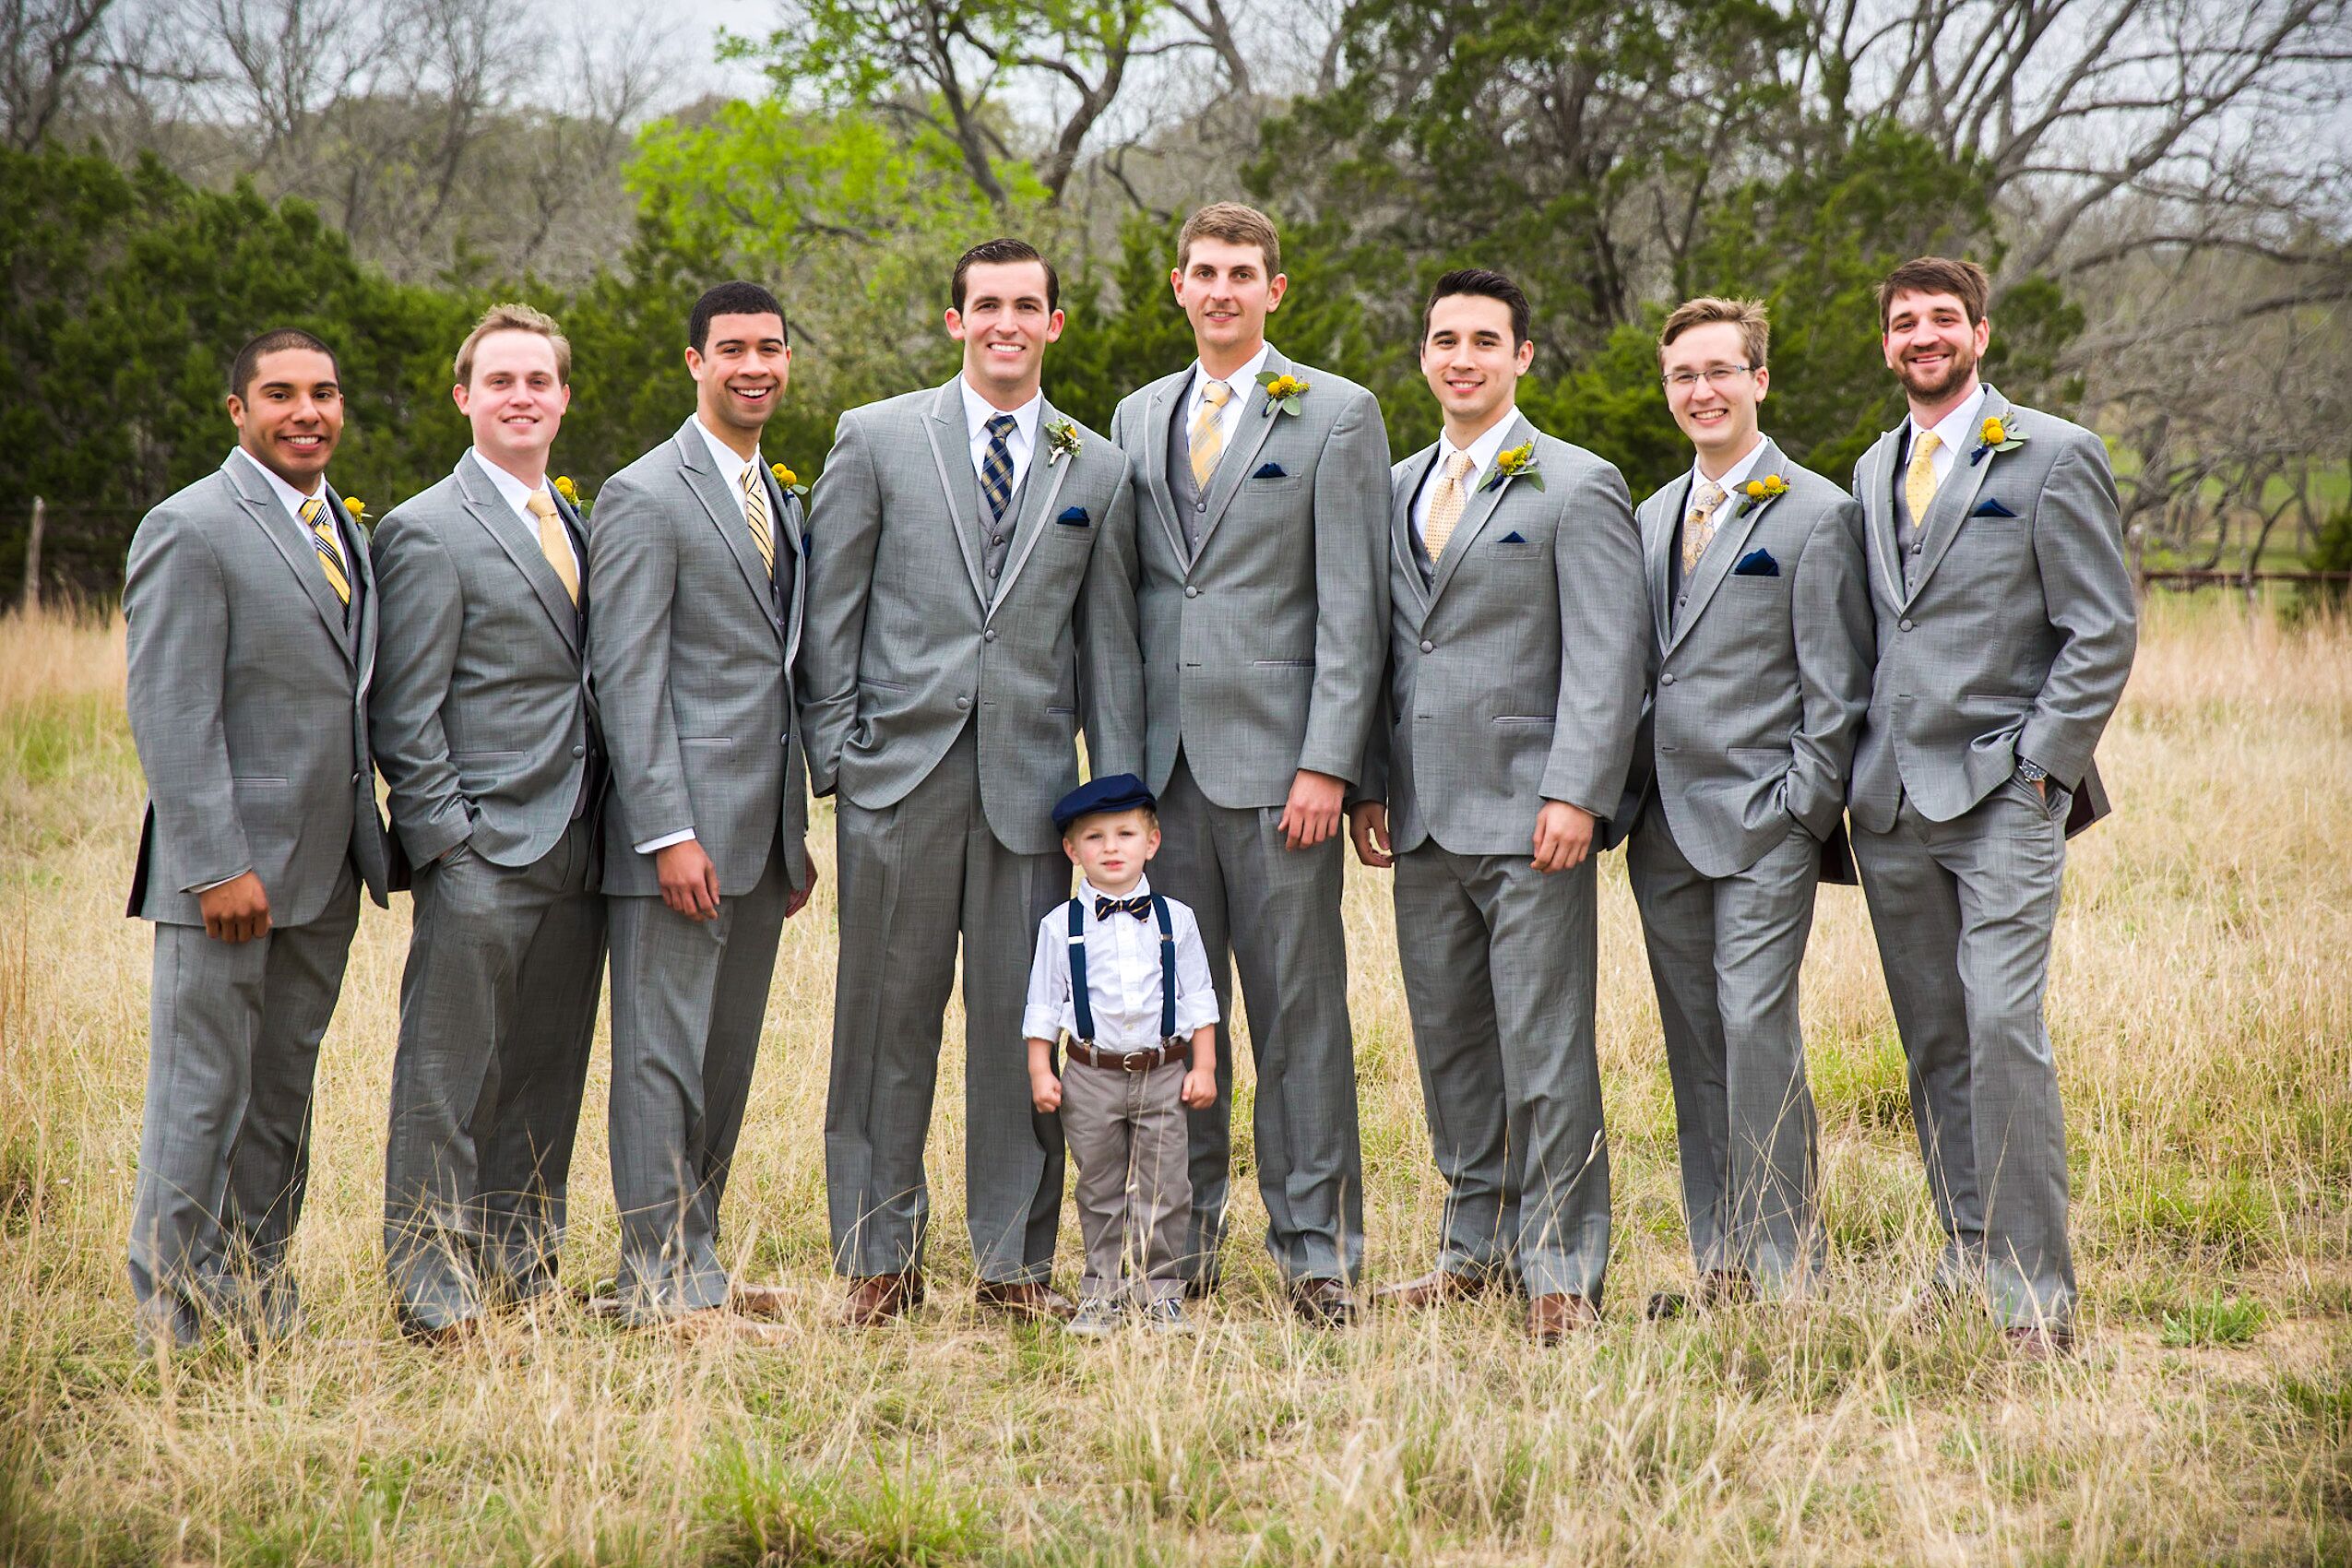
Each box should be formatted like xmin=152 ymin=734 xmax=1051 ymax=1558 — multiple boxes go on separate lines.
xmin=301 ymin=498 xmax=350 ymax=607
xmin=1189 ymin=380 xmax=1231 ymax=489
xmin=1906 ymin=431 xmax=1942 ymax=526
xmin=525 ymin=490 xmax=578 ymax=606
xmin=1681 ymin=481 xmax=1727 ymax=575
xmin=742 ymin=465 xmax=775 ymax=576
xmin=1423 ymin=451 xmax=1476 ymax=561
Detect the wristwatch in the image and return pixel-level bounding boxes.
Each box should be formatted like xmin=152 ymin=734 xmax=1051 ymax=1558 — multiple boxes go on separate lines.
xmin=2015 ymin=758 xmax=2049 ymax=785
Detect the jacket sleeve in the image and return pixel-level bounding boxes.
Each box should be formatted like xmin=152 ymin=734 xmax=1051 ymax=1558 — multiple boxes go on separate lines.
xmin=1298 ymin=387 xmax=1393 ymax=784
xmin=2018 ymin=434 xmax=2138 ymax=789
xmin=368 ymin=508 xmax=474 ymax=864
xmin=124 ymin=505 xmax=253 ymax=891
xmin=586 ymin=467 xmax=694 ymax=844
xmin=1783 ymin=493 xmax=1874 ymax=837
xmin=796 ymin=410 xmax=884 ymax=797
xmin=1075 ymin=447 xmax=1146 ymax=779
xmin=1539 ymin=459 xmax=1647 ymax=817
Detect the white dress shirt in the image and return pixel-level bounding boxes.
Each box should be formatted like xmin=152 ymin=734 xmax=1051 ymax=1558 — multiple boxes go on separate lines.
xmin=1410 ymin=410 xmax=1522 ymax=551
xmin=232 ymin=446 xmax=346 ymax=578
xmin=1182 ymin=339 xmax=1274 ymax=467
xmin=470 ymin=448 xmax=579 ymax=578
xmin=1687 ymin=432 xmax=1769 ymax=508
xmin=1905 ymin=382 xmax=1989 ymax=489
xmin=960 ymin=378 xmax=1042 ymax=499
xmin=1023 ymin=874 xmax=1220 ymax=1051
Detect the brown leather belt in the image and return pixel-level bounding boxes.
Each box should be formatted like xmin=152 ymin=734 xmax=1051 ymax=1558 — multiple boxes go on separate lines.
xmin=1066 ymin=1038 xmax=1185 ymax=1071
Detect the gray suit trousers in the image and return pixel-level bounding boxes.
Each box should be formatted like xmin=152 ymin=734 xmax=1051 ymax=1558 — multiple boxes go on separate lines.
xmin=824 ymin=722 xmax=1070 ymax=1282
xmin=1393 ymin=843 xmax=1609 ymax=1301
xmin=383 ymin=819 xmax=603 ymax=1332
xmin=1853 ymin=782 xmax=2076 ymax=1328
xmin=606 ymin=845 xmax=789 ymax=1321
xmin=1158 ymin=752 xmax=1363 ymax=1285
xmin=1628 ymin=799 xmax=1824 ymax=1294
xmin=128 ymin=861 xmax=359 ymax=1348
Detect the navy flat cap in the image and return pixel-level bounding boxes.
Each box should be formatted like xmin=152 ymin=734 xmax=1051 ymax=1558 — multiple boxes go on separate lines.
xmin=1052 ymin=773 xmax=1157 ymax=832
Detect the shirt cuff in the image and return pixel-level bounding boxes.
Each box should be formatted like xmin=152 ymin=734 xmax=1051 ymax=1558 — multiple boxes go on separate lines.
xmin=1022 ymin=1006 xmax=1066 ymax=1042
xmin=187 ymin=868 xmax=252 ymax=894
xmin=1174 ymin=995 xmax=1220 ymax=1034
xmin=635 ymin=829 xmax=696 ymax=855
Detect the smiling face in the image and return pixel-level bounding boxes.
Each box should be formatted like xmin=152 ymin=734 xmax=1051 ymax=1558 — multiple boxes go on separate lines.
xmin=228 ymin=347 xmax=344 ymax=489
xmin=946 ymin=259 xmax=1063 ymax=403
xmin=687 ymin=312 xmax=789 ymax=438
xmin=1172 ymin=236 xmax=1286 ymax=364
xmin=1661 ymin=319 xmax=1768 ymax=464
xmin=1420 ymin=292 xmax=1531 ymax=434
xmin=1883 ymin=288 xmax=1988 ymax=408
xmin=455 ymin=329 xmax=569 ymax=477
xmin=1063 ymin=807 xmax=1159 ymax=897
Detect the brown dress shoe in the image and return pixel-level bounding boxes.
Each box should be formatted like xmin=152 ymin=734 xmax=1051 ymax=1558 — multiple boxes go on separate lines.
xmin=973 ymin=1280 xmax=1076 ymax=1321
xmin=730 ymin=1282 xmax=798 ymax=1321
xmin=400 ymin=1316 xmax=481 ymax=1348
xmin=1290 ymin=1277 xmax=1359 ymax=1326
xmin=1645 ymin=1268 xmax=1756 ymax=1321
xmin=841 ymin=1273 xmax=923 ymax=1327
xmin=2002 ymin=1323 xmax=2077 ymax=1360
xmin=1527 ymin=1292 xmax=1600 ymax=1345
xmin=1374 ymin=1269 xmax=1497 ymax=1309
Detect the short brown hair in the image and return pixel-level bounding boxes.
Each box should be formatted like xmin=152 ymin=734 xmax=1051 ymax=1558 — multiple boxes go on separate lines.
xmin=1658 ymin=296 xmax=1769 ymax=372
xmin=1424 ymin=268 xmax=1531 ymax=348
xmin=1876 ymin=256 xmax=1990 ymax=330
xmin=1177 ymin=202 xmax=1281 ymax=276
xmin=953 ymin=237 xmax=1060 ymax=313
xmin=455 ymin=302 xmax=571 ymax=386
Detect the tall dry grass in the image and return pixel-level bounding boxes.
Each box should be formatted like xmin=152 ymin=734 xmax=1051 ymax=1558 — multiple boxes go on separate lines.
xmin=0 ymin=594 xmax=2346 ymax=1566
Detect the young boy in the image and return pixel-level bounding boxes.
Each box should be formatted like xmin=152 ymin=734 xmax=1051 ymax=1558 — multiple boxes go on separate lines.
xmin=1024 ymin=775 xmax=1219 ymax=1334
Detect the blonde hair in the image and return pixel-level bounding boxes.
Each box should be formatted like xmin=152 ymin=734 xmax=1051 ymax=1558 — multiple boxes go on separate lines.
xmin=454 ymin=302 xmax=572 ymax=387
xmin=1177 ymin=202 xmax=1281 ymax=276
xmin=1658 ymin=295 xmax=1770 ymax=372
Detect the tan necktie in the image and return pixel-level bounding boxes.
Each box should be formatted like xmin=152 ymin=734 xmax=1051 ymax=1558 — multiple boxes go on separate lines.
xmin=1423 ymin=450 xmax=1477 ymax=561
xmin=1906 ymin=430 xmax=1942 ymax=525
xmin=300 ymin=498 xmax=350 ymax=607
xmin=1681 ymin=480 xmax=1727 ymax=575
xmin=525 ymin=490 xmax=578 ymax=606
xmin=742 ymin=465 xmax=775 ymax=576
xmin=1189 ymin=380 xmax=1232 ymax=490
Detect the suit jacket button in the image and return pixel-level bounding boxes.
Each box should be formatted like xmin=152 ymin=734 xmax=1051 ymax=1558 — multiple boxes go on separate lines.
xmin=1419 ymin=639 xmax=1434 ymax=653
xmin=572 ymin=744 xmax=586 ymax=757
xmin=1195 ymin=500 xmax=1206 ymax=512
xmin=350 ymin=771 xmax=362 ymax=784
xmin=1661 ymin=672 xmax=1677 ymax=686
xmin=1900 ymin=618 xmax=1915 ymax=631
xmin=780 ymin=734 xmax=790 ymax=745
xmin=956 ymin=695 xmax=970 ymax=709
xmin=1184 ymin=586 xmax=1201 ymax=600
xmin=983 ymin=627 xmax=998 ymax=641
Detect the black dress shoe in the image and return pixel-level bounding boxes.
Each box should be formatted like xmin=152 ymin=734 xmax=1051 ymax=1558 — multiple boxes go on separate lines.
xmin=1290 ymin=1277 xmax=1358 ymax=1326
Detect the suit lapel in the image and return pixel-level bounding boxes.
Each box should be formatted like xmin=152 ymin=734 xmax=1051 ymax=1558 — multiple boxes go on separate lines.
xmin=1644 ymin=479 xmax=1686 ymax=653
xmin=919 ymin=379 xmax=990 ymax=609
xmin=1140 ymin=373 xmax=1187 ymax=564
xmin=1860 ymin=427 xmax=1904 ymax=608
xmin=1426 ymin=412 xmax=1532 ymax=607
xmin=339 ymin=481 xmax=376 ymax=696
xmin=764 ymin=467 xmax=806 ymax=668
xmin=1390 ymin=445 xmax=1436 ymax=624
xmin=456 ymin=452 xmax=580 ymax=655
xmin=1189 ymin=347 xmax=1287 ymax=562
xmin=227 ymin=453 xmax=355 ymax=665
xmin=1669 ymin=438 xmax=1782 ymax=653
xmin=1907 ymin=386 xmax=2008 ymax=604
xmin=674 ymin=418 xmax=783 ymax=638
xmin=990 ymin=399 xmax=1075 ymax=619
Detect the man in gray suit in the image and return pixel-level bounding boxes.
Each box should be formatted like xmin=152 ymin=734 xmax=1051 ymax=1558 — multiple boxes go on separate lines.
xmin=1347 ymin=270 xmax=1646 ymax=1342
xmin=588 ymin=281 xmax=815 ymax=1332
xmin=124 ymin=327 xmax=395 ymax=1348
xmin=802 ymin=238 xmax=1143 ymax=1325
xmin=1618 ymin=296 xmax=1872 ymax=1316
xmin=371 ymin=303 xmax=604 ymax=1343
xmin=1108 ymin=203 xmax=1391 ymax=1324
xmin=1850 ymin=256 xmax=2137 ymax=1355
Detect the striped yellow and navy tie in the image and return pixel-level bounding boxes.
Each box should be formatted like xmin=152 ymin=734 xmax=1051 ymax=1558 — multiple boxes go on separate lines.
xmin=742 ymin=465 xmax=775 ymax=576
xmin=980 ymin=413 xmax=1016 ymax=522
xmin=301 ymin=498 xmax=351 ymax=607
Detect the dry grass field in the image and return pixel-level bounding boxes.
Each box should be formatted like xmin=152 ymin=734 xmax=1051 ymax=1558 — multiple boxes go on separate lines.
xmin=0 ymin=595 xmax=2346 ymax=1566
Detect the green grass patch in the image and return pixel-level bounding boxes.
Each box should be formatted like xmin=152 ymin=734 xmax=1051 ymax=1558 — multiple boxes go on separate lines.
xmin=704 ymin=1443 xmax=991 ymax=1567
xmin=2158 ymin=1291 xmax=2266 ymax=1348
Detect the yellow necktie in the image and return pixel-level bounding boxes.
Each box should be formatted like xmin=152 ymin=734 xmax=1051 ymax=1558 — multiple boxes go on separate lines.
xmin=1423 ymin=451 xmax=1476 ymax=561
xmin=525 ymin=490 xmax=578 ymax=606
xmin=301 ymin=498 xmax=350 ymax=606
xmin=1189 ymin=380 xmax=1231 ymax=489
xmin=742 ymin=466 xmax=775 ymax=576
xmin=1906 ymin=431 xmax=1942 ymax=526
xmin=1681 ymin=481 xmax=1727 ymax=575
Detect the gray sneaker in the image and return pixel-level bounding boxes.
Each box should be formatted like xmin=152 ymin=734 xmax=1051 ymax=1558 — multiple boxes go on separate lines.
xmin=1067 ymin=1297 xmax=1124 ymax=1337
xmin=1141 ymin=1297 xmax=1193 ymax=1334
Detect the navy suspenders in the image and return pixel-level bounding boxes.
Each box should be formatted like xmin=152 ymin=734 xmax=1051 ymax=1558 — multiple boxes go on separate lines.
xmin=1066 ymin=893 xmax=1177 ymax=1047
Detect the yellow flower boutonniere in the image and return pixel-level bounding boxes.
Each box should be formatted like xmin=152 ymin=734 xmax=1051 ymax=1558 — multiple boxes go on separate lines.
xmin=1734 ymin=472 xmax=1788 ymax=515
xmin=552 ymin=474 xmax=593 ymax=518
xmin=1479 ymin=441 xmax=1545 ymax=493
xmin=341 ymin=494 xmax=374 ymax=530
xmin=1969 ymin=415 xmax=2027 ymax=466
xmin=771 ymin=461 xmax=810 ymax=502
xmin=1257 ymin=371 xmax=1309 ymax=417
xmin=1045 ymin=418 xmax=1082 ymax=465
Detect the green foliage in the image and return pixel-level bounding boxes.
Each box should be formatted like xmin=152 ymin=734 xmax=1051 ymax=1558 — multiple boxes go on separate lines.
xmin=2291 ymin=508 xmax=2352 ymax=620
xmin=2160 ymin=1292 xmax=2267 ymax=1348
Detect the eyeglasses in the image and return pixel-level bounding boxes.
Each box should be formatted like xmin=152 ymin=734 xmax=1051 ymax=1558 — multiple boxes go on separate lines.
xmin=1662 ymin=365 xmax=1754 ymax=391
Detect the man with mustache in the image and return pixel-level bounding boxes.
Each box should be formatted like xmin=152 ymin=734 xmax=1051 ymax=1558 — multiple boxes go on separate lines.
xmin=1849 ymin=256 xmax=2137 ymax=1356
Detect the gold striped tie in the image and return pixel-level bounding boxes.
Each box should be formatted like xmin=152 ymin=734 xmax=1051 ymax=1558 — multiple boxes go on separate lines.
xmin=1189 ymin=380 xmax=1231 ymax=489
xmin=1423 ymin=451 xmax=1476 ymax=561
xmin=742 ymin=466 xmax=775 ymax=576
xmin=1905 ymin=431 xmax=1942 ymax=525
xmin=525 ymin=490 xmax=579 ymax=606
xmin=301 ymin=498 xmax=350 ymax=606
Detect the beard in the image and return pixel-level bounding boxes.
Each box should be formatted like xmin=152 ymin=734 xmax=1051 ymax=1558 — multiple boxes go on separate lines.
xmin=1897 ymin=338 xmax=1978 ymax=402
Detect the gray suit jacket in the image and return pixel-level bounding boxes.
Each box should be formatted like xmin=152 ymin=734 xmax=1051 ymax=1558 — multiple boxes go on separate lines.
xmin=1616 ymin=440 xmax=1873 ymax=879
xmin=588 ymin=418 xmax=810 ymax=897
xmin=369 ymin=451 xmax=601 ymax=872
xmin=124 ymin=451 xmax=394 ymax=926
xmin=1109 ymin=346 xmax=1391 ymax=807
xmin=1848 ymin=386 xmax=2137 ymax=835
xmin=1356 ymin=415 xmax=1647 ymax=856
xmin=798 ymin=379 xmax=1144 ymax=858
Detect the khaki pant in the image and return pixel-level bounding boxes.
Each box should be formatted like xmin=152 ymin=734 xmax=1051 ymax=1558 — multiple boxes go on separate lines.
xmin=1060 ymin=1059 xmax=1191 ymax=1304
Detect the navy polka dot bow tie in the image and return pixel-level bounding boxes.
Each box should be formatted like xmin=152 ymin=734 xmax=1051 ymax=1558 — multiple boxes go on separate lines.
xmin=1094 ymin=894 xmax=1152 ymax=921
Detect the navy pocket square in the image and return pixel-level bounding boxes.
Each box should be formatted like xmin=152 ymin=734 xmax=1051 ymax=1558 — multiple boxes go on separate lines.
xmin=1971 ymin=498 xmax=2019 ymax=518
xmin=1499 ymin=530 xmax=1528 ymax=544
xmin=1253 ymin=461 xmax=1288 ymax=479
xmin=1056 ymin=505 xmax=1090 ymax=526
xmin=1732 ymin=548 xmax=1780 ymax=576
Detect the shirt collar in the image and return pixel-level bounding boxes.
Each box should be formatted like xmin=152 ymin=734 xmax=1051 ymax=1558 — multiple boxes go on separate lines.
xmin=961 ymin=378 xmax=1043 ymax=448
xmin=1189 ymin=341 xmax=1273 ymax=405
xmin=1438 ymin=410 xmax=1521 ymax=481
xmin=1080 ymin=873 xmax=1154 ymax=906
xmin=230 ymin=446 xmax=325 ymax=522
xmin=693 ymin=416 xmax=761 ymax=485
xmin=1691 ymin=434 xmax=1769 ymax=498
xmin=1908 ymin=383 xmax=1988 ymax=458
xmin=469 ymin=448 xmax=550 ymax=517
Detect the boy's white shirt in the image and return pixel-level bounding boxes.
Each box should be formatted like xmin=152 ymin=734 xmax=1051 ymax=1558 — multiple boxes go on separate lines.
xmin=1022 ymin=873 xmax=1219 ymax=1050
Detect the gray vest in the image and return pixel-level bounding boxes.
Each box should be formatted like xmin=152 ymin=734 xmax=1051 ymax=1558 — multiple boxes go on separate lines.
xmin=1892 ymin=429 xmax=1927 ymax=596
xmin=1167 ymin=383 xmax=1216 ymax=555
xmin=974 ymin=457 xmax=1031 ymax=600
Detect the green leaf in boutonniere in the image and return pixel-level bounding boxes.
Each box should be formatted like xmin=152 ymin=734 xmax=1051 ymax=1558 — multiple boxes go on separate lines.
xmin=769 ymin=462 xmax=810 ymax=501
xmin=1256 ymin=371 xmax=1309 ymax=418
xmin=1045 ymin=418 xmax=1082 ymax=465
xmin=1480 ymin=441 xmax=1544 ymax=493
xmin=1733 ymin=471 xmax=1788 ymax=516
xmin=1968 ymin=415 xmax=2026 ymax=467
